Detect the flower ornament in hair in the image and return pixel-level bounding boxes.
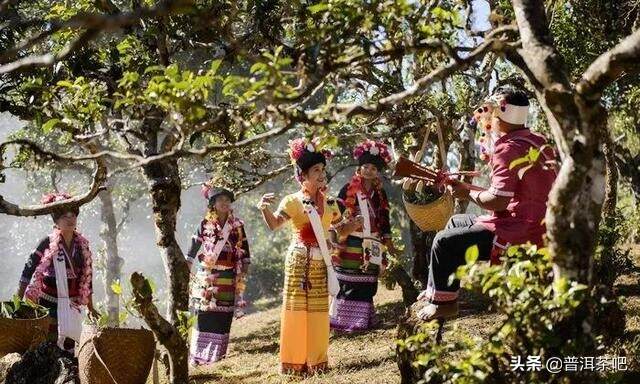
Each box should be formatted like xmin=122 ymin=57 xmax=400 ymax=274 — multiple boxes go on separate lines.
xmin=288 ymin=137 xmax=333 ymax=182
xmin=201 ymin=180 xmax=215 ymax=200
xmin=353 ymin=139 xmax=393 ymax=167
xmin=471 ymin=93 xmax=529 ymax=163
xmin=41 ymin=192 xmax=72 ymax=205
xmin=289 ymin=138 xmax=333 ymax=161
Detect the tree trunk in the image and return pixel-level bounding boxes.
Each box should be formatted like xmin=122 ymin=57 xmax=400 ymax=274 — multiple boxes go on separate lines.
xmin=142 ymin=157 xmax=190 ymax=384
xmin=602 ymin=135 xmax=618 ymax=219
xmin=454 ymin=119 xmax=476 ymax=214
xmin=387 ymin=264 xmax=419 ymax=308
xmin=396 ymin=301 xmax=431 ymax=383
xmin=98 ymin=189 xmax=123 ymax=327
xmin=538 ymin=96 xmax=606 ymax=288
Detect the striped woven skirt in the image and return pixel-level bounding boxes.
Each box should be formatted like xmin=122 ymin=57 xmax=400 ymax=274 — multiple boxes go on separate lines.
xmin=279 ymin=244 xmax=329 ymax=374
xmin=189 ymin=268 xmax=236 ymax=366
xmin=330 ymin=235 xmax=379 ymax=333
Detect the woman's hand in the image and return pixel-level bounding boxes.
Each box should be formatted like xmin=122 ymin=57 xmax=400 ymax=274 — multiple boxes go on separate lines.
xmin=345 ymin=215 xmax=364 ymax=233
xmin=257 ymin=193 xmax=276 ymax=211
xmin=259 ymin=193 xmax=286 ymax=231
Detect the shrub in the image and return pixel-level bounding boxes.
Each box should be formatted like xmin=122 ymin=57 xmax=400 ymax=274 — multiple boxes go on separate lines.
xmin=397 ymin=245 xmax=620 ymax=383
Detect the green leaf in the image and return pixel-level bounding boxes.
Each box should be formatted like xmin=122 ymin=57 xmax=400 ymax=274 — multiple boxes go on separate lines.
xmin=111 ymin=280 xmax=122 ymax=295
xmin=144 ymin=65 xmax=165 ymax=74
xmin=12 ymin=295 xmax=21 ymax=312
xmin=250 ymin=62 xmax=267 ymax=74
xmin=509 ymin=156 xmax=530 ymax=170
xmin=308 ymin=3 xmax=329 ymax=14
xmin=42 ymin=118 xmax=60 ymax=133
xmin=465 ymin=245 xmax=479 ymax=264
xmin=56 ymin=80 xmax=74 ymax=88
xmin=209 ymin=59 xmax=222 ymax=74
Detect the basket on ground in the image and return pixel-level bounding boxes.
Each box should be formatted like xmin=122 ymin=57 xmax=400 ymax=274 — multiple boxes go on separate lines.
xmin=78 ymin=326 xmax=155 ymax=384
xmin=0 ymin=302 xmax=50 ymax=357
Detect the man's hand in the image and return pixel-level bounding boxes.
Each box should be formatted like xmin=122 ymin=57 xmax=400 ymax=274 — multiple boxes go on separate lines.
xmin=447 ymin=179 xmax=470 ymax=200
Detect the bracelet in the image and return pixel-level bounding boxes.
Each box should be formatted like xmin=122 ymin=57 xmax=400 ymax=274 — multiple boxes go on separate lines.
xmin=469 ymin=190 xmax=482 ymax=202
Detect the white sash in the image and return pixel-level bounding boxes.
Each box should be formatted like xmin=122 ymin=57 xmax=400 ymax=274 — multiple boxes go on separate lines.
xmin=304 ymin=200 xmax=339 ymax=316
xmin=53 ymin=248 xmax=84 ymax=350
xmin=356 ymin=192 xmax=383 ymax=266
xmin=200 ymin=220 xmax=233 ymax=267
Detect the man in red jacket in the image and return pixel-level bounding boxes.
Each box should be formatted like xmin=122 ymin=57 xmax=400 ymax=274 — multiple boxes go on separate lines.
xmin=418 ymin=87 xmax=557 ymax=321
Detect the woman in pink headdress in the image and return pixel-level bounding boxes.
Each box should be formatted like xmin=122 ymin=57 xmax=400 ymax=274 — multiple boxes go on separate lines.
xmin=17 ymin=192 xmax=97 ymax=351
xmin=186 ymin=181 xmax=251 ymax=366
xmin=330 ymin=139 xmax=395 ymax=333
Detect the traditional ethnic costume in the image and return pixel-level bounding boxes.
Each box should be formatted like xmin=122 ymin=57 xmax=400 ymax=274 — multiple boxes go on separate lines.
xmin=419 ymin=89 xmax=557 ymax=317
xmin=20 ymin=192 xmax=93 ymax=351
xmin=331 ymin=140 xmax=393 ymax=333
xmin=276 ymin=138 xmax=342 ymax=375
xmin=187 ymin=185 xmax=250 ymax=366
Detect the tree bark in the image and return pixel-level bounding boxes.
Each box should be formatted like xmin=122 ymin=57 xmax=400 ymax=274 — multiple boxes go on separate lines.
xmin=539 ymin=96 xmax=605 ymax=287
xmin=454 ymin=119 xmax=476 ymax=214
xmin=510 ymin=0 xmax=607 ymax=286
xmin=387 ymin=264 xmax=419 ymax=308
xmin=137 ymin=114 xmax=189 ymax=384
xmin=613 ymin=143 xmax=640 ymax=199
xmin=601 ymin=135 xmax=618 ymax=218
xmin=131 ymin=272 xmax=189 ymax=384
xmin=141 ymin=156 xmax=189 ymax=384
xmin=98 ymin=189 xmax=123 ymax=327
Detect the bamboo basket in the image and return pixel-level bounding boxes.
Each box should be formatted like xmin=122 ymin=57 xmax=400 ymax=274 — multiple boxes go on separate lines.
xmin=0 ymin=305 xmax=50 ymax=357
xmin=401 ymin=121 xmax=454 ymax=232
xmin=78 ymin=326 xmax=155 ymax=384
xmin=403 ymin=191 xmax=453 ymax=232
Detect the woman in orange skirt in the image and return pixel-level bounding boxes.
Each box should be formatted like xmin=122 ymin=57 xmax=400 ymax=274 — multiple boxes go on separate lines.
xmin=258 ymin=138 xmax=361 ymax=375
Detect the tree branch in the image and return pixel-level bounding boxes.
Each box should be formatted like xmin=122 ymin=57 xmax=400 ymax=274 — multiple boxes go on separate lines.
xmin=130 ymin=272 xmax=185 ymax=358
xmin=0 ymin=0 xmax=189 ymax=74
xmin=330 ymin=32 xmax=513 ymax=118
xmin=577 ymin=28 xmax=640 ymax=100
xmin=0 ymin=162 xmax=107 ymax=216
xmin=510 ymin=0 xmax=573 ymax=92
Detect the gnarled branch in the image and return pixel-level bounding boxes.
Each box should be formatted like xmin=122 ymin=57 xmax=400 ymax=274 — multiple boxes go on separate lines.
xmin=577 ymin=28 xmax=640 ymax=100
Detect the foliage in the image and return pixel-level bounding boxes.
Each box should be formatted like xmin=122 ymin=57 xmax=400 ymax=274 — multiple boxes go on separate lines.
xmin=594 ymin=209 xmax=634 ymax=291
xmin=397 ymin=245 xmax=618 ymax=383
xmin=0 ymin=296 xmax=49 ymax=319
xmin=403 ymin=185 xmax=444 ymax=205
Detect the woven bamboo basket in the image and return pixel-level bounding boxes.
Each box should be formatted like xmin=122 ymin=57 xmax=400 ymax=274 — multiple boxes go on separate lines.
xmin=0 ymin=303 xmax=50 ymax=357
xmin=78 ymin=326 xmax=155 ymax=384
xmin=403 ymin=191 xmax=454 ymax=232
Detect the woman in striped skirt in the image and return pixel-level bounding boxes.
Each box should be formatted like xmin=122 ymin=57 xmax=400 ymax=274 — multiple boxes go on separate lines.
xmin=258 ymin=138 xmax=361 ymax=375
xmin=187 ymin=183 xmax=250 ymax=366
xmin=330 ymin=140 xmax=395 ymax=333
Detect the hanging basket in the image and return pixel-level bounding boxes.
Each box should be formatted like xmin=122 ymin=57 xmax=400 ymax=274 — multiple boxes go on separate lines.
xmin=0 ymin=303 xmax=50 ymax=357
xmin=78 ymin=325 xmax=155 ymax=384
xmin=403 ymin=191 xmax=454 ymax=232
xmin=401 ymin=121 xmax=454 ymax=232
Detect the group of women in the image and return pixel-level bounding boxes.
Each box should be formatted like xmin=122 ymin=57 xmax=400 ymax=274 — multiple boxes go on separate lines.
xmin=257 ymin=138 xmax=395 ymax=374
xmin=17 ymin=136 xmax=396 ymax=376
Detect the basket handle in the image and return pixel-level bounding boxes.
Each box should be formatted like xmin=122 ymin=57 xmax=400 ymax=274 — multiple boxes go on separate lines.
xmin=435 ymin=118 xmax=448 ymax=170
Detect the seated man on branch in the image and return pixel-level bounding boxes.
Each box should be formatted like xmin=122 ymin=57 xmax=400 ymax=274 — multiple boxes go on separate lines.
xmin=418 ymin=86 xmax=558 ymax=321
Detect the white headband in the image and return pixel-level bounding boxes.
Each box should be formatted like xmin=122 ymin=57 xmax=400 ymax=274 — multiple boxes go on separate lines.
xmin=485 ymin=94 xmax=529 ymax=125
xmin=497 ymin=104 xmax=529 ymax=125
